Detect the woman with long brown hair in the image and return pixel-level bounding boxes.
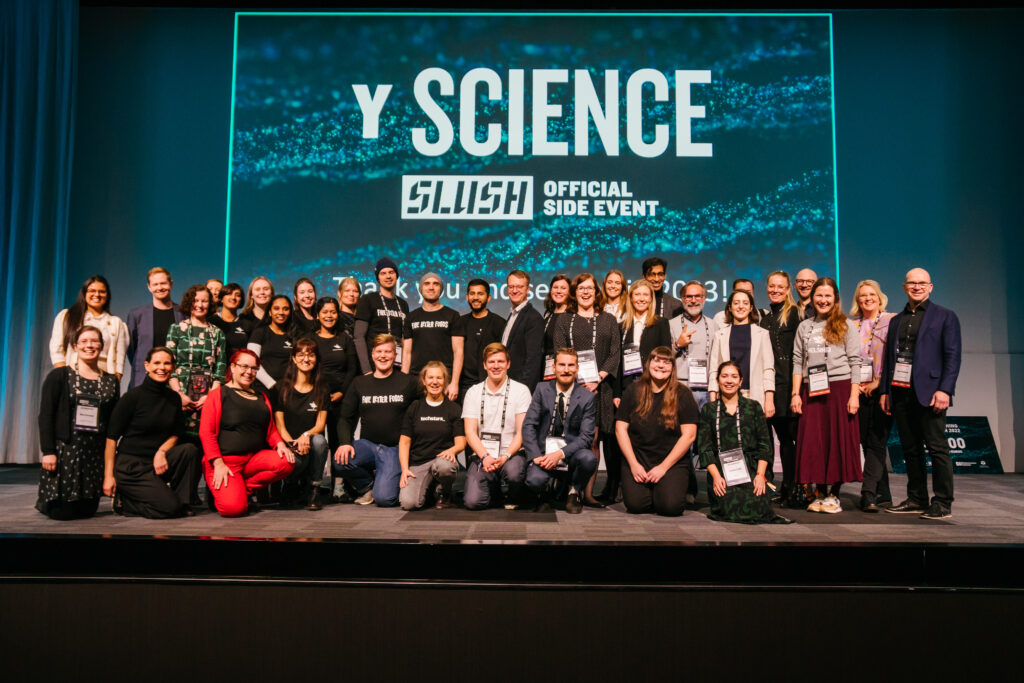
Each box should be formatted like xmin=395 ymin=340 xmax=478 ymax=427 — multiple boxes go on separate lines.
xmin=791 ymin=277 xmax=863 ymax=513
xmin=49 ymin=275 xmax=129 ymax=379
xmin=615 ymin=346 xmax=700 ymax=516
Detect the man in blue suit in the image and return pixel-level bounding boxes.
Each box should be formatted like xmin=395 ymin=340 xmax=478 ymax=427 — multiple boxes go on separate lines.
xmin=522 ymin=348 xmax=598 ymax=514
xmin=880 ymin=267 xmax=961 ymax=519
xmin=126 ymin=267 xmax=184 ymax=387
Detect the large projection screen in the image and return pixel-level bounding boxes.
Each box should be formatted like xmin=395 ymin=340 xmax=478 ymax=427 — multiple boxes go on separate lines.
xmin=226 ymin=12 xmax=837 ymax=308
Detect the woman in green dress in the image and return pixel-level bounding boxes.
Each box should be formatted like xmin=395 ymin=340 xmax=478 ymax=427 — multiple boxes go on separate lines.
xmin=697 ymin=360 xmax=789 ymax=524
xmin=166 ymin=284 xmax=228 ymax=437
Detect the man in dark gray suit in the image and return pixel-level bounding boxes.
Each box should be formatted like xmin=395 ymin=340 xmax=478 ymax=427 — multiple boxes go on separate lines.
xmin=522 ymin=348 xmax=598 ymax=513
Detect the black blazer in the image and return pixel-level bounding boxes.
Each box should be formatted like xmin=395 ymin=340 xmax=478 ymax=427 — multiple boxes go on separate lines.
xmin=505 ymin=303 xmax=545 ymax=391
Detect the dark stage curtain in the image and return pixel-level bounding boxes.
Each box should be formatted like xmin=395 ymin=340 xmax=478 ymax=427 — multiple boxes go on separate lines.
xmin=0 ymin=0 xmax=78 ymax=463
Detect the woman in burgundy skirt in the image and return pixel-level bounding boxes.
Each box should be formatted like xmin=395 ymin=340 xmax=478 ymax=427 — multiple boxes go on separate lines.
xmin=790 ymin=277 xmax=863 ymax=513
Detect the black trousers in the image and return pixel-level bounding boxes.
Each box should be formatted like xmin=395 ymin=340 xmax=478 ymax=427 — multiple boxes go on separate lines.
xmin=768 ymin=415 xmax=798 ymax=489
xmin=599 ymin=431 xmax=621 ymax=497
xmin=859 ymin=393 xmax=892 ymax=501
xmin=621 ymin=462 xmax=688 ymax=517
xmin=115 ymin=444 xmax=198 ymax=518
xmin=891 ymin=388 xmax=953 ymax=510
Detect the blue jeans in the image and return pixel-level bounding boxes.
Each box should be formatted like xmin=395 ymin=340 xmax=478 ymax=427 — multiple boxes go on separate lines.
xmin=331 ymin=439 xmax=401 ymax=507
xmin=525 ymin=449 xmax=597 ymax=497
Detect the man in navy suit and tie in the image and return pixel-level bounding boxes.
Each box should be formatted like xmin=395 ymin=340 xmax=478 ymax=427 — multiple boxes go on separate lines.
xmin=500 ymin=269 xmax=545 ymax=391
xmin=522 ymin=348 xmax=598 ymax=514
xmin=880 ymin=267 xmax=961 ymax=519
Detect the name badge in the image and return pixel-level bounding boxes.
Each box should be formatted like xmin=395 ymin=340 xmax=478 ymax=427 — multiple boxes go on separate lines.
xmin=719 ymin=448 xmax=752 ymax=487
xmin=688 ymin=359 xmax=708 ymax=389
xmin=858 ymin=357 xmax=874 ymax=384
xmin=480 ymin=431 xmax=502 ymax=459
xmin=808 ymin=364 xmax=830 ymax=396
xmin=892 ymin=352 xmax=913 ymax=388
xmin=394 ymin=345 xmax=404 ymax=369
xmin=576 ymin=349 xmax=600 ymax=384
xmin=543 ymin=354 xmax=555 ymax=381
xmin=74 ymin=394 xmax=101 ymax=432
xmin=622 ymin=344 xmax=642 ymax=376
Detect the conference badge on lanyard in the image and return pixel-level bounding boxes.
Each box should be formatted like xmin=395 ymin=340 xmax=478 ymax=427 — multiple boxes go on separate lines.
xmin=720 ymin=449 xmax=752 ymax=487
xmin=622 ymin=344 xmax=642 ymax=376
xmin=687 ymin=358 xmax=708 ymax=389
xmin=576 ymin=349 xmax=600 ymax=384
xmin=808 ymin=364 xmax=830 ymax=396
xmin=543 ymin=354 xmax=555 ymax=381
xmin=858 ymin=356 xmax=874 ymax=383
xmin=74 ymin=394 xmax=101 ymax=433
xmin=394 ymin=345 xmax=404 ymax=370
xmin=545 ymin=436 xmax=570 ymax=470
xmin=480 ymin=432 xmax=502 ymax=460
xmin=892 ymin=352 xmax=913 ymax=388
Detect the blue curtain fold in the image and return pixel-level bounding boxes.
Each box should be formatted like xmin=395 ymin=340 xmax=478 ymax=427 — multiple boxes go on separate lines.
xmin=0 ymin=0 xmax=78 ymax=463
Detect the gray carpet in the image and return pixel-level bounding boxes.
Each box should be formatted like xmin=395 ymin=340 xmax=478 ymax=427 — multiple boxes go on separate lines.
xmin=2 ymin=466 xmax=1021 ymax=544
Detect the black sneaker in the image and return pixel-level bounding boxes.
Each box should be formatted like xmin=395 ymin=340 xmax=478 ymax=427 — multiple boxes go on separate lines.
xmin=565 ymin=492 xmax=583 ymax=514
xmin=886 ymin=499 xmax=927 ymax=514
xmin=920 ymin=503 xmax=952 ymax=520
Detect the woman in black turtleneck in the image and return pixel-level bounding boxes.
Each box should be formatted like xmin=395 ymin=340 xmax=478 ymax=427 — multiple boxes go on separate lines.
xmin=103 ymin=347 xmax=200 ymax=517
xmin=758 ymin=271 xmax=804 ymax=508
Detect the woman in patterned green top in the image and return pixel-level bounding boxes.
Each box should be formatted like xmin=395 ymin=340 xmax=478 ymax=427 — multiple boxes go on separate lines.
xmin=697 ymin=360 xmax=789 ymax=524
xmin=166 ymin=284 xmax=227 ymax=435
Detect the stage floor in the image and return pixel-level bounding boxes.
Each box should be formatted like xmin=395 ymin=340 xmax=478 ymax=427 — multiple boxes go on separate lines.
xmin=3 ymin=466 xmax=1022 ymax=546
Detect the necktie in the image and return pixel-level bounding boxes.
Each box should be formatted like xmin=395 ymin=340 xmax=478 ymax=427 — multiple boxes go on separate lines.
xmin=553 ymin=392 xmax=565 ymax=436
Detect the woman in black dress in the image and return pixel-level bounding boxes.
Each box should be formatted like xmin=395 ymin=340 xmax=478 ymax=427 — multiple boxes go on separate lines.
xmin=247 ymin=294 xmax=295 ymax=390
xmin=615 ymin=346 xmax=700 ymax=516
xmin=554 ymin=272 xmax=621 ymax=507
xmin=103 ymin=346 xmax=199 ymax=518
xmin=37 ymin=326 xmax=120 ymax=520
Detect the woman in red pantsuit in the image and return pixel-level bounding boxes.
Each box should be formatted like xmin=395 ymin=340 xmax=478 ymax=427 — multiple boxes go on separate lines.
xmin=199 ymin=349 xmax=295 ymax=516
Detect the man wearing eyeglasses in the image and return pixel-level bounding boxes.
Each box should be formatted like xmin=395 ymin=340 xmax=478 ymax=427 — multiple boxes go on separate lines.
xmin=641 ymin=257 xmax=683 ymax=319
xmin=794 ymin=268 xmax=818 ymax=316
xmin=501 ymin=269 xmax=544 ymax=391
xmin=879 ymin=268 xmax=961 ymax=520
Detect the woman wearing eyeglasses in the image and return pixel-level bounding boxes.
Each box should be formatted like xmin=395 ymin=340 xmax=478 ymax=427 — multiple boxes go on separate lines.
xmin=37 ymin=326 xmax=120 ymax=520
xmin=615 ymin=346 xmax=700 ymax=516
xmin=199 ymin=349 xmax=295 ymax=516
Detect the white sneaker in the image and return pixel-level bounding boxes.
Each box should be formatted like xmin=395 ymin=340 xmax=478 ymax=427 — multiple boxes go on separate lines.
xmin=354 ymin=490 xmax=375 ymax=506
xmin=818 ymin=495 xmax=842 ymax=514
xmin=807 ymin=497 xmax=824 ymax=512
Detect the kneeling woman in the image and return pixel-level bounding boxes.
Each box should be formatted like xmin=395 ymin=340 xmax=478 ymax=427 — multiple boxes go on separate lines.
xmin=697 ymin=361 xmax=788 ymax=524
xmin=37 ymin=325 xmax=120 ymax=520
xmin=399 ymin=361 xmax=466 ymax=510
xmin=199 ymin=349 xmax=295 ymax=516
xmin=103 ymin=347 xmax=199 ymax=517
xmin=273 ymin=338 xmax=329 ymax=510
xmin=615 ymin=346 xmax=700 ymax=516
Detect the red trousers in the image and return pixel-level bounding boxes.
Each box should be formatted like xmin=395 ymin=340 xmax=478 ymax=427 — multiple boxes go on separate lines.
xmin=203 ymin=450 xmax=293 ymax=517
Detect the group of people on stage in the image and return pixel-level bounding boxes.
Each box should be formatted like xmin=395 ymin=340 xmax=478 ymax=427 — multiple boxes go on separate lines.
xmin=38 ymin=257 xmax=962 ymax=524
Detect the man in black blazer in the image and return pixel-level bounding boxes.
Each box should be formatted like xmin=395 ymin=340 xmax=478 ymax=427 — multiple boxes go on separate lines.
xmin=126 ymin=267 xmax=184 ymax=387
xmin=880 ymin=267 xmax=962 ymax=519
xmin=500 ymin=269 xmax=544 ymax=391
xmin=522 ymin=348 xmax=598 ymax=513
